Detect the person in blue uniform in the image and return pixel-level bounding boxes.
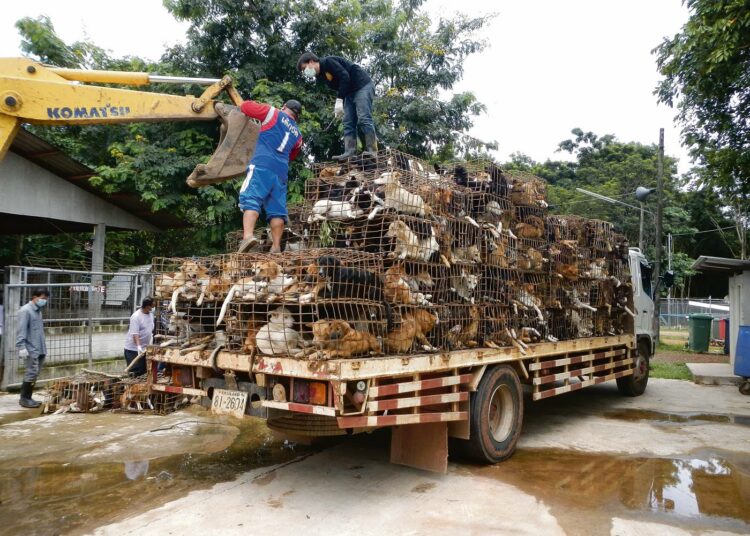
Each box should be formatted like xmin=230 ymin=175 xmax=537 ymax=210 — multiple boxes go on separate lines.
xmin=236 ymin=99 xmax=303 ymax=253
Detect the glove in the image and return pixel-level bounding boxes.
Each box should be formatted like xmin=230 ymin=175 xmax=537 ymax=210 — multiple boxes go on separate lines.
xmin=18 ymin=348 xmax=29 ymax=358
xmin=137 ymin=345 xmax=144 ymax=354
xmin=334 ymin=98 xmax=344 ymax=119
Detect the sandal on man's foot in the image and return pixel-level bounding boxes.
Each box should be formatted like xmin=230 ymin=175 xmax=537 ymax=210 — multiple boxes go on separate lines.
xmin=237 ymin=237 xmax=258 ymax=253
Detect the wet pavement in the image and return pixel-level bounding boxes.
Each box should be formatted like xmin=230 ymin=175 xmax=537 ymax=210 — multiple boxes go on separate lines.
xmin=466 ymin=447 xmax=750 ymax=534
xmin=0 ymin=378 xmax=748 ymax=535
xmin=0 ymin=405 xmax=308 ymax=535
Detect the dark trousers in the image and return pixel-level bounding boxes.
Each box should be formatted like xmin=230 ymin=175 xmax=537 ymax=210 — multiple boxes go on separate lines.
xmin=23 ymin=353 xmax=45 ymax=383
xmin=124 ymin=349 xmax=146 ymax=376
xmin=343 ymin=82 xmax=376 ymax=139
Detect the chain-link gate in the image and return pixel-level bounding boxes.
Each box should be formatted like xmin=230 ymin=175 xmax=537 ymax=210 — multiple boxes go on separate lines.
xmin=1 ymin=266 xmax=152 ymax=389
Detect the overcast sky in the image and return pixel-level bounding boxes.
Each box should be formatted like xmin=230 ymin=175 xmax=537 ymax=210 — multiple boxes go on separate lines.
xmin=0 ymin=0 xmax=690 ymax=171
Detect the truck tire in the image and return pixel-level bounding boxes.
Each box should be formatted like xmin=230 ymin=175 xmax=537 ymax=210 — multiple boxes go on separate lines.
xmin=617 ymin=340 xmax=650 ymax=397
xmin=465 ymin=364 xmax=523 ymax=464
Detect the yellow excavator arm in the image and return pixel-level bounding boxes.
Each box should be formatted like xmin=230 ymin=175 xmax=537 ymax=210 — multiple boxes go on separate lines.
xmin=0 ymin=57 xmax=259 ymax=187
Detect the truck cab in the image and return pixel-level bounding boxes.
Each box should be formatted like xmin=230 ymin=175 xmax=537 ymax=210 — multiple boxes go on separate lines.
xmin=629 ymin=247 xmax=656 ymax=358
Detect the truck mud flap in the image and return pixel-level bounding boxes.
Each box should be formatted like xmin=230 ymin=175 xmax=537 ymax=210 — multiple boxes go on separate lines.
xmin=186 ymin=103 xmax=259 ymax=187
xmin=391 ymin=422 xmax=449 ymax=474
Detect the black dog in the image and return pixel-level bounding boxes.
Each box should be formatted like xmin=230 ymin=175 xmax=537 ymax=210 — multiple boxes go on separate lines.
xmin=317 ymin=255 xmax=393 ymax=329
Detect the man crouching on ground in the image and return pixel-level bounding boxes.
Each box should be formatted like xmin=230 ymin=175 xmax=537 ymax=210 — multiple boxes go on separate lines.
xmin=237 ymin=99 xmax=303 ymax=253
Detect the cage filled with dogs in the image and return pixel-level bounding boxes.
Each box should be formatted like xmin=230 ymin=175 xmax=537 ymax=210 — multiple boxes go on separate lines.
xmin=148 ymin=148 xmax=634 ymax=369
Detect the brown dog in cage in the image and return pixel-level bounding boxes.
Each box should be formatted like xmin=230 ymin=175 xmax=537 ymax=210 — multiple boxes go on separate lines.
xmin=383 ymin=264 xmax=432 ymax=306
xmin=446 ymin=306 xmax=481 ymax=349
xmin=120 ymin=382 xmax=152 ymax=412
xmin=451 ymin=244 xmax=481 ymax=264
xmin=383 ymin=308 xmax=439 ymax=354
xmin=308 ymin=319 xmax=381 ymax=359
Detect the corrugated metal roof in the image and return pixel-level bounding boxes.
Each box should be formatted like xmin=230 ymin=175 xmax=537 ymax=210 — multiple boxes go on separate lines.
xmin=8 ymin=128 xmax=188 ymax=231
xmin=692 ymin=256 xmax=750 ymax=274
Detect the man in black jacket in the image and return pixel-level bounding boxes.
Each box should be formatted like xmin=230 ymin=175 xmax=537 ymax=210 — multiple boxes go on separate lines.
xmin=297 ymin=52 xmax=377 ymax=160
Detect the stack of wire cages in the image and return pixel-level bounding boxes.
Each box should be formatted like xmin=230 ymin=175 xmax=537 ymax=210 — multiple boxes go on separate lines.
xmin=219 ymin=249 xmax=387 ymax=360
xmin=146 ymin=146 xmax=636 ymax=371
xmin=225 ymin=205 xmax=306 ymax=253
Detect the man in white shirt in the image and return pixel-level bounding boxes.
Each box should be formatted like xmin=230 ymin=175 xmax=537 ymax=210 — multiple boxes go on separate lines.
xmin=124 ymin=298 xmax=154 ymax=376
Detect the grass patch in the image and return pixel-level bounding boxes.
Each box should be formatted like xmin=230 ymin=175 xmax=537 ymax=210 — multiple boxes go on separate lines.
xmin=657 ymin=341 xmax=688 ymax=352
xmin=650 ymin=362 xmax=692 ymax=381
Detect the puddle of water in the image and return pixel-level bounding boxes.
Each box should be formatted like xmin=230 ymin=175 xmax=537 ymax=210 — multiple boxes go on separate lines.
xmin=603 ymin=409 xmax=750 ymax=427
xmin=466 ymin=448 xmax=750 ymax=534
xmin=0 ymin=414 xmax=308 ymax=535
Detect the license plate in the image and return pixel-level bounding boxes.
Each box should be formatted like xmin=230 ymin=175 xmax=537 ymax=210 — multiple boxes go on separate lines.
xmin=211 ymin=389 xmax=248 ymax=418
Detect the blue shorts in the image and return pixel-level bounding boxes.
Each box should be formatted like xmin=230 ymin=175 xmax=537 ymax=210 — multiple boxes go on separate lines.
xmin=238 ymin=165 xmax=288 ymax=222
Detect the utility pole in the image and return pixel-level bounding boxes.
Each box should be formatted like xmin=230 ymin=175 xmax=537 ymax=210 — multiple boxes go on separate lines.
xmin=639 ymin=202 xmax=645 ymax=250
xmin=654 ymin=129 xmax=664 ymax=343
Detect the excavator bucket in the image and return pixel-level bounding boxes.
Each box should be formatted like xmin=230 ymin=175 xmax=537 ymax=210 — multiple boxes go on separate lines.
xmin=186 ymin=103 xmax=260 ymax=188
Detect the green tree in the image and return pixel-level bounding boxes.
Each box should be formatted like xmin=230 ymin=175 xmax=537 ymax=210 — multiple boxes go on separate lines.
xmin=654 ymin=0 xmax=750 ymax=258
xmin=502 ymin=129 xmax=699 ymax=289
xmin=163 ymin=0 xmax=496 ymax=159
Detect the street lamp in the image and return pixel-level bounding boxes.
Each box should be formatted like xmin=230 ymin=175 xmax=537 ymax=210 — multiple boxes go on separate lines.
xmin=575 ymin=187 xmax=655 ymax=249
xmin=635 ymin=187 xmax=656 ymax=250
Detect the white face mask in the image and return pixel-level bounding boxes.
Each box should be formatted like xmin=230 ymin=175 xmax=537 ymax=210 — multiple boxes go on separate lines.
xmin=303 ymin=66 xmax=316 ymax=80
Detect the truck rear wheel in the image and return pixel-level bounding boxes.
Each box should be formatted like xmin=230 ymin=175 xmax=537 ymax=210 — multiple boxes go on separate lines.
xmin=465 ymin=364 xmax=523 ymax=464
xmin=617 ymin=340 xmax=650 ymax=397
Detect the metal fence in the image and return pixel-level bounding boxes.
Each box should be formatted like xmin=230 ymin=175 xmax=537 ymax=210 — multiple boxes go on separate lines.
xmin=660 ymin=298 xmax=729 ymax=339
xmin=1 ymin=265 xmax=152 ymax=389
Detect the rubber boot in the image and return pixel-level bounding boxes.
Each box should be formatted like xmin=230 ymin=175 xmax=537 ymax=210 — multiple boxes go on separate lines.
xmin=362 ymin=132 xmax=378 ymax=158
xmin=19 ymin=381 xmax=40 ymax=408
xmin=333 ymin=136 xmax=357 ymax=161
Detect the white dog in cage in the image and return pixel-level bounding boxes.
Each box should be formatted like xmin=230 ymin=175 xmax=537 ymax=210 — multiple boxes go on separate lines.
xmin=255 ymin=307 xmax=302 ymax=355
xmin=369 ymin=171 xmax=432 ymax=219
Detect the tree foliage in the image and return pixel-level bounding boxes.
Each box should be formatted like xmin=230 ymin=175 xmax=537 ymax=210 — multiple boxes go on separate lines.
xmin=654 ymin=0 xmax=750 ymax=257
xmin=5 ymin=2 xmax=494 ymax=268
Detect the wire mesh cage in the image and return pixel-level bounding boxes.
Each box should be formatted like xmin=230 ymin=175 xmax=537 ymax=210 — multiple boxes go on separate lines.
xmin=226 ymin=302 xmax=389 ymax=359
xmin=480 ymin=223 xmax=518 ymax=268
xmin=585 ymin=219 xmax=615 ymax=252
xmin=435 ymin=304 xmax=484 ymax=351
xmin=117 ymin=375 xmax=153 ymax=412
xmin=446 ymin=264 xmax=481 ymax=304
xmin=507 ymin=170 xmax=548 ymax=209
xmin=382 ymin=259 xmax=449 ymax=307
xmin=225 ymin=206 xmax=306 ymax=253
xmin=517 ymin=238 xmax=548 ymax=272
xmin=43 ymin=371 xmax=121 ymax=414
xmin=513 ymin=205 xmax=547 ymax=241
xmin=139 ymin=150 xmax=636 ymax=368
xmin=549 ymin=240 xmax=591 ymax=281
xmin=478 ymin=266 xmax=515 ymax=305
xmin=481 ymin=305 xmax=512 ymax=347
xmin=382 ymin=305 xmax=441 ymax=355
xmin=546 ymin=215 xmax=586 ymax=243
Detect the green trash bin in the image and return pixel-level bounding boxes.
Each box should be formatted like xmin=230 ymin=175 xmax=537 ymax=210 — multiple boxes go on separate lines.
xmin=688 ymin=314 xmax=713 ymax=353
